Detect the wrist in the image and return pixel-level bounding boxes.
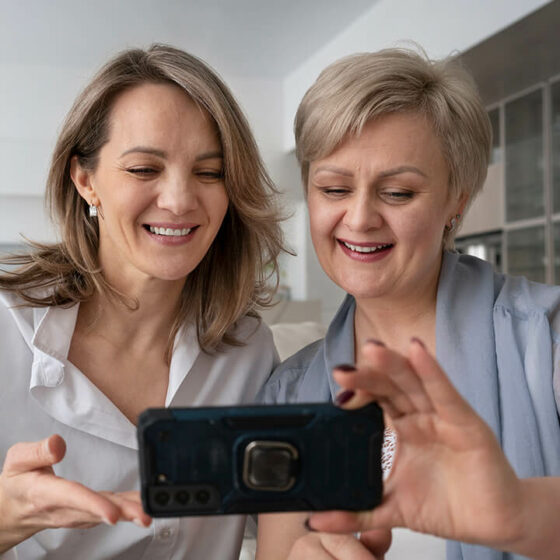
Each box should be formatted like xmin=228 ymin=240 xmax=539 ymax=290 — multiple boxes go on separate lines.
xmin=0 ymin=503 xmax=35 ymax=553
xmin=504 ymin=477 xmax=560 ymax=560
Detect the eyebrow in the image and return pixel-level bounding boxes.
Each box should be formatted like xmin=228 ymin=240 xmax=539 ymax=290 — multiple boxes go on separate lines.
xmin=195 ymin=150 xmax=223 ymax=162
xmin=378 ymin=165 xmax=427 ymax=179
xmin=313 ymin=165 xmax=353 ymax=177
xmin=313 ymin=164 xmax=427 ymax=179
xmin=120 ymin=146 xmax=166 ymax=158
xmin=119 ymin=147 xmax=223 ymax=161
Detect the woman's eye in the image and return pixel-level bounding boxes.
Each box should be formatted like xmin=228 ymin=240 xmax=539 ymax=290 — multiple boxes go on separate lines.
xmin=197 ymin=170 xmax=224 ymax=181
xmin=127 ymin=167 xmax=158 ymax=176
xmin=382 ymin=190 xmax=414 ymax=202
xmin=319 ymin=186 xmax=350 ymax=196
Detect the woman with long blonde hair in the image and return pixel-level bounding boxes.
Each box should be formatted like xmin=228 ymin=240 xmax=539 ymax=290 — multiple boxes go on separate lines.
xmin=0 ymin=43 xmax=284 ymax=559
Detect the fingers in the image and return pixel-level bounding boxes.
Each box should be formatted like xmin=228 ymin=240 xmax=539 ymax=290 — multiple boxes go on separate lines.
xmin=333 ymin=340 xmax=432 ymax=416
xmin=307 ymin=507 xmax=395 ymax=536
xmin=101 ymin=491 xmax=152 ymax=527
xmin=4 ymin=435 xmax=66 ymax=475
xmin=290 ymin=532 xmax=379 ymax=559
xmin=360 ymin=528 xmax=392 ymax=558
xmin=28 ymin=476 xmax=121 ymax=525
xmin=407 ymin=340 xmax=476 ymax=424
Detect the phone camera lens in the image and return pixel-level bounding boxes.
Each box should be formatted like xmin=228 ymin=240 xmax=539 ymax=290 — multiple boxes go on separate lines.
xmin=154 ymin=491 xmax=170 ymax=506
xmin=175 ymin=490 xmax=190 ymax=505
xmin=195 ymin=489 xmax=210 ymax=504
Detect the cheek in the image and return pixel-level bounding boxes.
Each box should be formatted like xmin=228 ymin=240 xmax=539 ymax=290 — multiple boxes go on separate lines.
xmin=308 ymin=199 xmax=340 ymax=241
xmin=208 ymin=188 xmax=229 ymax=228
xmin=396 ymin=206 xmax=446 ymax=245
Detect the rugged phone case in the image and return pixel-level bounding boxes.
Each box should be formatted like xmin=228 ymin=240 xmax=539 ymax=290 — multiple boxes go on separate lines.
xmin=138 ymin=402 xmax=384 ymax=516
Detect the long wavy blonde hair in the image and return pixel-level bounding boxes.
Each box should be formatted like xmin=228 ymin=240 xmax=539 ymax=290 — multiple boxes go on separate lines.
xmin=0 ymin=44 xmax=285 ymax=353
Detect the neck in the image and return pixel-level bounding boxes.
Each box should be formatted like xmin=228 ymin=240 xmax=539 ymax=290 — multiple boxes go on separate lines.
xmin=353 ymin=262 xmax=442 ymax=357
xmin=77 ymin=276 xmax=186 ymax=349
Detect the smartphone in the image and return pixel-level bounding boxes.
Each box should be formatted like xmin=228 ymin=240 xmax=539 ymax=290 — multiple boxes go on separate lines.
xmin=137 ymin=402 xmax=384 ymax=516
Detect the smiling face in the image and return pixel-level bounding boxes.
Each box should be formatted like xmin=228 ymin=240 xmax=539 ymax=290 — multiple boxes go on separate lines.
xmin=71 ymin=82 xmax=229 ymax=289
xmin=307 ymin=112 xmax=465 ymax=307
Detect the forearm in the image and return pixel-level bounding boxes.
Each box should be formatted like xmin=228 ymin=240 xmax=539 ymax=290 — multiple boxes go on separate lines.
xmin=503 ymin=477 xmax=560 ymax=560
xmin=0 ymin=528 xmax=28 ymax=554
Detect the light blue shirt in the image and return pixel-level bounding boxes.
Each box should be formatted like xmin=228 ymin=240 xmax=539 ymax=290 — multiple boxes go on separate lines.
xmin=260 ymin=251 xmax=560 ymax=560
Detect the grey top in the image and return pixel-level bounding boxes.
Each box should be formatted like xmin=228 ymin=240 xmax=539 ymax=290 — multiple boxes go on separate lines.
xmin=259 ymin=251 xmax=560 ymax=560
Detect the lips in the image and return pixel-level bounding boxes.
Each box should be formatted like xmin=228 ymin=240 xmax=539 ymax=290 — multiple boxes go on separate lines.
xmin=337 ymin=239 xmax=394 ymax=262
xmin=340 ymin=241 xmax=393 ymax=254
xmin=143 ymin=224 xmax=198 ymax=237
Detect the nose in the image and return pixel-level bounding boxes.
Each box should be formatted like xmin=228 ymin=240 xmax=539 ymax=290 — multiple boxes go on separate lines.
xmin=342 ymin=190 xmax=383 ymax=232
xmin=156 ymin=172 xmax=199 ymax=216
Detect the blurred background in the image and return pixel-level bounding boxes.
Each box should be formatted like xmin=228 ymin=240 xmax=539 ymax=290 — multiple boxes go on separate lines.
xmin=1 ymin=0 xmax=559 ymax=325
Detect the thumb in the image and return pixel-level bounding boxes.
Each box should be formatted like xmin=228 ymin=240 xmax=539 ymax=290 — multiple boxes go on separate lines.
xmin=4 ymin=435 xmax=66 ymax=474
xmin=360 ymin=528 xmax=392 ymax=558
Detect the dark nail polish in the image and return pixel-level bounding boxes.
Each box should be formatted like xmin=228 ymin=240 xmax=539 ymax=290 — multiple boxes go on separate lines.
xmin=366 ymin=338 xmax=385 ymax=346
xmin=335 ymin=389 xmax=355 ymax=406
xmin=304 ymin=518 xmax=317 ymax=532
xmin=411 ymin=337 xmax=425 ymax=348
xmin=334 ymin=363 xmax=356 ymax=372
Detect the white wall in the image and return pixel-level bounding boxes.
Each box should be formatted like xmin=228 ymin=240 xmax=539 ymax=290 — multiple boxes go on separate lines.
xmin=282 ymin=0 xmax=550 ymax=150
xmin=461 ymin=163 xmax=505 ymax=237
xmin=0 ymin=63 xmax=90 ymax=244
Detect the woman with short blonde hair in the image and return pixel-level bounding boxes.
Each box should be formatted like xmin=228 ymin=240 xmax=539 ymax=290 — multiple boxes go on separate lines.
xmin=258 ymin=47 xmax=560 ymax=560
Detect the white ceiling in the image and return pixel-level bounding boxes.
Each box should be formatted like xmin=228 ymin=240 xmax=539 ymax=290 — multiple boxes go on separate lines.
xmin=0 ymin=0 xmax=376 ymax=77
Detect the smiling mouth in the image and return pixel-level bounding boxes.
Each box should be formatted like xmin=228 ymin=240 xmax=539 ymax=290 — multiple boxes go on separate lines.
xmin=340 ymin=241 xmax=393 ymax=254
xmin=145 ymin=225 xmax=196 ymax=237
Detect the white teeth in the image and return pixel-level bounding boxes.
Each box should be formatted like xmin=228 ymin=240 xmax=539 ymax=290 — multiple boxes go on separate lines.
xmin=149 ymin=226 xmax=192 ymax=236
xmin=342 ymin=241 xmax=391 ymax=253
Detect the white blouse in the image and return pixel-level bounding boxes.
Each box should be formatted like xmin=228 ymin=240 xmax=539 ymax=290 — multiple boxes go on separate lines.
xmin=0 ymin=291 xmax=277 ymax=560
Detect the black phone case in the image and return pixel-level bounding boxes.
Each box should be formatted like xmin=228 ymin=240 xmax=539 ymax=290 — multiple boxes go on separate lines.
xmin=138 ymin=402 xmax=384 ymax=516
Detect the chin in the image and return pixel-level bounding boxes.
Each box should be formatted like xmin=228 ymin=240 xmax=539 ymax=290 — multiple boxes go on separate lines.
xmin=333 ymin=276 xmax=384 ymax=299
xmin=140 ymin=263 xmax=194 ymax=283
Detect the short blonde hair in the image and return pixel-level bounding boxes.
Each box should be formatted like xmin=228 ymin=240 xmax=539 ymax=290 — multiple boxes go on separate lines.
xmin=1 ymin=44 xmax=285 ymax=352
xmin=295 ymin=48 xmax=491 ymax=244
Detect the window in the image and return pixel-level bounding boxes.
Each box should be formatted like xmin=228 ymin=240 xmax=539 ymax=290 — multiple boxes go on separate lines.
xmin=506 ymin=226 xmax=545 ymax=283
xmin=505 ymin=90 xmax=544 ymax=222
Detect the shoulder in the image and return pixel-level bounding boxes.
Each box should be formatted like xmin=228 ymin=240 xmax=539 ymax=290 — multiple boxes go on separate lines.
xmin=257 ymin=337 xmax=326 ymax=404
xmin=445 ymin=252 xmax=560 ymax=321
xmin=497 ymin=274 xmax=560 ymax=320
xmin=0 ymin=290 xmax=35 ymax=343
xmin=213 ymin=315 xmax=278 ymax=372
xmin=274 ymin=337 xmax=325 ymax=374
xmin=230 ymin=314 xmax=276 ymax=349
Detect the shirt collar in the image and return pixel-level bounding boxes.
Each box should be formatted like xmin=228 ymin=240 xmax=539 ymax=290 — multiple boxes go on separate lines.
xmin=323 ymin=294 xmax=356 ymax=400
xmin=30 ymin=304 xmax=79 ymax=388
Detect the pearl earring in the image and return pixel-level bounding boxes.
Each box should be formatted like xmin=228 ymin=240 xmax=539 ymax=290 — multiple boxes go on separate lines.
xmin=446 ymin=214 xmax=461 ymax=233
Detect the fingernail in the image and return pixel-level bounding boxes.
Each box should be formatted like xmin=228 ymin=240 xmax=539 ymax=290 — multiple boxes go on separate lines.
xmin=366 ymin=338 xmax=385 ymax=346
xmin=133 ymin=518 xmax=146 ymax=528
xmin=304 ymin=517 xmax=317 ymax=532
xmin=411 ymin=337 xmax=425 ymax=348
xmin=103 ymin=517 xmax=116 ymax=526
xmin=335 ymin=389 xmax=355 ymax=406
xmin=334 ymin=363 xmax=356 ymax=372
